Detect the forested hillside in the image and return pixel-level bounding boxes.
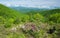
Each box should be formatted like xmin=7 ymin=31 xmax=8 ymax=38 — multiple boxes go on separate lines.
xmin=0 ymin=4 xmax=60 ymax=38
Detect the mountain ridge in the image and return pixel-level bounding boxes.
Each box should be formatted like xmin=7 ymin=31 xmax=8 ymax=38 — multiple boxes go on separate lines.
xmin=10 ymin=6 xmax=60 ymax=13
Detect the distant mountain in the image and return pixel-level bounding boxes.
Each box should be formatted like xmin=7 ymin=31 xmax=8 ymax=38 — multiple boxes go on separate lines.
xmin=10 ymin=6 xmax=60 ymax=13
xmin=10 ymin=6 xmax=60 ymax=17
xmin=10 ymin=6 xmax=49 ymax=13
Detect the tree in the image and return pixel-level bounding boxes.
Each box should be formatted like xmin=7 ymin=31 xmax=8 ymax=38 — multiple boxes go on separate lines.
xmin=33 ymin=13 xmax=45 ymax=22
xmin=0 ymin=16 xmax=5 ymax=24
xmin=49 ymin=13 xmax=60 ymax=23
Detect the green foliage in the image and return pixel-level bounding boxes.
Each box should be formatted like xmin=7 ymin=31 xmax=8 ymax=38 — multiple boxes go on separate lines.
xmin=33 ymin=13 xmax=45 ymax=22
xmin=0 ymin=4 xmax=22 ymax=27
xmin=49 ymin=13 xmax=60 ymax=23
xmin=0 ymin=16 xmax=6 ymax=24
xmin=21 ymin=15 xmax=30 ymax=22
xmin=7 ymin=33 xmax=25 ymax=38
xmin=4 ymin=22 xmax=12 ymax=28
xmin=13 ymin=18 xmax=21 ymax=24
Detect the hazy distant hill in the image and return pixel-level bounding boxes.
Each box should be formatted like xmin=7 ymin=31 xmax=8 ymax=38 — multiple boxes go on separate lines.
xmin=10 ymin=6 xmax=49 ymax=13
xmin=10 ymin=6 xmax=60 ymax=18
xmin=10 ymin=6 xmax=60 ymax=16
xmin=10 ymin=6 xmax=60 ymax=13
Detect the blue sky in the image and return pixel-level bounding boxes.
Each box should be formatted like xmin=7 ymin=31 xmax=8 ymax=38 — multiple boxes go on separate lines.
xmin=0 ymin=0 xmax=60 ymax=8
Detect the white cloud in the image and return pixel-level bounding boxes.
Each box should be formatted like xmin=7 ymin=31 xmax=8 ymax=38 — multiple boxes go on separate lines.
xmin=0 ymin=0 xmax=60 ymax=8
xmin=40 ymin=6 xmax=50 ymax=8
